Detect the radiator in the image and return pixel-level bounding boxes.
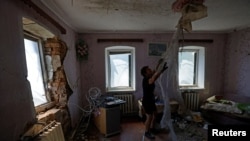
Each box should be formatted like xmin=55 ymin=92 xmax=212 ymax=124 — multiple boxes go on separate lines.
xmin=113 ymin=93 xmax=134 ymax=116
xmin=37 ymin=121 xmax=65 ymax=141
xmin=182 ymin=91 xmax=200 ymax=111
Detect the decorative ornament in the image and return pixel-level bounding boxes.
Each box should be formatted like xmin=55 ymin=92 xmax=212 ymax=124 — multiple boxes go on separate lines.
xmin=75 ymin=39 xmax=88 ymax=61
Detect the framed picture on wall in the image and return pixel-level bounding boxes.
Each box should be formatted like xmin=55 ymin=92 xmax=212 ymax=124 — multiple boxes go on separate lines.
xmin=148 ymin=43 xmax=167 ymax=56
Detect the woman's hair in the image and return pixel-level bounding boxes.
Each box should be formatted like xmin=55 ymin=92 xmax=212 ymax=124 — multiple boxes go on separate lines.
xmin=141 ymin=66 xmax=148 ymax=77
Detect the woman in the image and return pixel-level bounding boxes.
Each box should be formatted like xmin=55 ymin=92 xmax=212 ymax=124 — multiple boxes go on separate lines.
xmin=140 ymin=60 xmax=168 ymax=139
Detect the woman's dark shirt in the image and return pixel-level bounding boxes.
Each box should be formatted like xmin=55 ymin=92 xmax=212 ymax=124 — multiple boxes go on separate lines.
xmin=142 ymin=77 xmax=156 ymax=114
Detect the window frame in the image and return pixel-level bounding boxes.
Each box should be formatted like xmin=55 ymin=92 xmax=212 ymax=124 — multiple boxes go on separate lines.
xmin=24 ymin=33 xmax=54 ymax=112
xmin=178 ymin=46 xmax=205 ymax=90
xmin=105 ymin=46 xmax=136 ymax=92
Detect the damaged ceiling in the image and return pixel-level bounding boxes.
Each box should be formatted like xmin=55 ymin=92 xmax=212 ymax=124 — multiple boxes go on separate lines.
xmin=40 ymin=0 xmax=250 ymax=33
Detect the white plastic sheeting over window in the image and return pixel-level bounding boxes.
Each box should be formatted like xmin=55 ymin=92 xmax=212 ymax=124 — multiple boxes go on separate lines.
xmin=179 ymin=46 xmax=205 ymax=89
xmin=24 ymin=38 xmax=47 ymax=106
xmin=109 ymin=53 xmax=130 ymax=87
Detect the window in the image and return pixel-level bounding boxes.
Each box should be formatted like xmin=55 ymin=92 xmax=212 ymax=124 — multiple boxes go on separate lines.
xmin=178 ymin=46 xmax=205 ymax=89
xmin=105 ymin=46 xmax=136 ymax=92
xmin=24 ymin=35 xmax=49 ymax=106
xmin=23 ymin=17 xmax=55 ymax=112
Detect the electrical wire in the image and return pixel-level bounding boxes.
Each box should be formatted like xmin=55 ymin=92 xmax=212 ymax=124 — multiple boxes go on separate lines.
xmin=68 ymin=87 xmax=103 ymax=139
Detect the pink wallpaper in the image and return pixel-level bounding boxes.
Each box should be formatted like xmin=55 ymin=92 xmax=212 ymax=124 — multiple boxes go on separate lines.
xmin=224 ymin=28 xmax=250 ymax=100
xmin=0 ymin=0 xmax=79 ymax=140
xmin=79 ymin=33 xmax=227 ymax=104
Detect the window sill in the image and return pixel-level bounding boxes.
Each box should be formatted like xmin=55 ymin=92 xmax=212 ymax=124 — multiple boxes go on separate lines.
xmin=106 ymin=89 xmax=135 ymax=93
xmin=106 ymin=87 xmax=136 ymax=93
xmin=179 ymin=87 xmax=205 ymax=90
xmin=35 ymin=102 xmax=56 ymax=114
xmin=37 ymin=108 xmax=61 ymax=122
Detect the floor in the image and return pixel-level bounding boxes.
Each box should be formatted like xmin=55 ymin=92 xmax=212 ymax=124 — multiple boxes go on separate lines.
xmin=70 ymin=114 xmax=209 ymax=141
